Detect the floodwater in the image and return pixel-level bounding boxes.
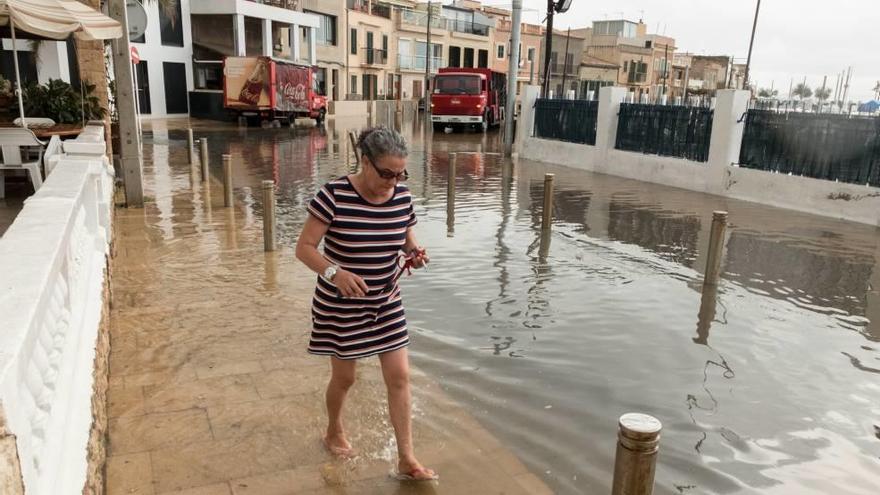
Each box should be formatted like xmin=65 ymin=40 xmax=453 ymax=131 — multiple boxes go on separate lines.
xmin=144 ymin=115 xmax=880 ymax=494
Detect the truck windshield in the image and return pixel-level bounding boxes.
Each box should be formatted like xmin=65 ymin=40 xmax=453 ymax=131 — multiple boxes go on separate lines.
xmin=434 ymin=75 xmax=482 ymax=95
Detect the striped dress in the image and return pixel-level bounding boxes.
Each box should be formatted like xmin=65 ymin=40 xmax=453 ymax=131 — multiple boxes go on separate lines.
xmin=306 ymin=176 xmax=417 ymax=360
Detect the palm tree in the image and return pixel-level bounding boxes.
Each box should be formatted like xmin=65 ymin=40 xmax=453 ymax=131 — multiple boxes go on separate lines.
xmin=792 ymin=82 xmax=812 ymax=100
xmin=814 ymin=87 xmax=831 ymax=102
xmin=758 ymin=87 xmax=778 ymax=98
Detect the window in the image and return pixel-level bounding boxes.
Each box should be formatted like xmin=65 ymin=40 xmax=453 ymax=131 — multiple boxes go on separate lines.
xmin=496 ymin=43 xmax=505 ymax=59
xmin=550 ymin=51 xmax=558 ymax=72
xmin=382 ymin=35 xmax=388 ymax=53
xmin=463 ymin=47 xmax=474 ymax=67
xmin=308 ymin=11 xmax=337 ymax=46
xmin=564 ymin=53 xmax=574 ymax=72
xmin=527 ymin=47 xmax=535 ymax=62
xmin=449 ymin=46 xmax=461 ymax=67
xmin=478 ymin=49 xmax=488 ymax=68
xmin=159 ymin=0 xmax=184 ymax=47
xmin=350 ymin=28 xmax=357 ymax=55
xmin=623 ymin=61 xmax=629 ymax=72
xmin=350 ymin=75 xmax=357 ymax=95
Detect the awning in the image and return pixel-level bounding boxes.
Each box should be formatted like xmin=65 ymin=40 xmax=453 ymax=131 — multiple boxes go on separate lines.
xmin=0 ymin=0 xmax=122 ymax=41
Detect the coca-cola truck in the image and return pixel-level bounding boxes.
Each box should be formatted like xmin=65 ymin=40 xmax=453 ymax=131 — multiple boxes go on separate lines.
xmin=430 ymin=67 xmax=507 ymax=132
xmin=223 ymin=56 xmax=327 ymax=126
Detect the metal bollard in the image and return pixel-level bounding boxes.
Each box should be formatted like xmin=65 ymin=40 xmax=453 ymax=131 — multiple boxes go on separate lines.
xmin=187 ymin=128 xmax=195 ymax=165
xmin=447 ymin=153 xmax=456 ymax=235
xmin=349 ymin=131 xmax=360 ymax=166
xmin=262 ymin=180 xmax=276 ymax=252
xmin=222 ymin=154 xmax=233 ymax=208
xmin=200 ymin=138 xmax=209 ymax=182
xmin=612 ymin=413 xmax=662 ymax=495
xmin=704 ymin=211 xmax=728 ymax=285
xmin=541 ymin=173 xmax=555 ymax=231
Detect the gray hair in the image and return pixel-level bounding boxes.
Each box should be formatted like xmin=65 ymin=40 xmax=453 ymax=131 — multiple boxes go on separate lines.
xmin=357 ymin=126 xmax=408 ymax=162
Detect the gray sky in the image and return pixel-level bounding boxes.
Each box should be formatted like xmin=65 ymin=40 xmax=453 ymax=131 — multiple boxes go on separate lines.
xmin=504 ymin=0 xmax=880 ymax=101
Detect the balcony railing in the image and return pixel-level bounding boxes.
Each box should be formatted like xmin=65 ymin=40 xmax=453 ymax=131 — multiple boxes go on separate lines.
xmin=251 ymin=0 xmax=297 ymax=9
xmin=398 ymin=10 xmax=489 ymax=36
xmin=348 ymin=0 xmax=392 ymax=18
xmin=550 ymin=63 xmax=577 ymax=75
xmin=398 ymin=54 xmax=443 ymax=71
xmin=627 ymin=73 xmax=648 ymax=84
xmin=363 ymin=47 xmax=388 ymax=65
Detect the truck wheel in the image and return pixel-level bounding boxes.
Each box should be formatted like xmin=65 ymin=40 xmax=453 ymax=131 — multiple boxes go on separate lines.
xmin=315 ymin=108 xmax=326 ymax=125
xmin=432 ymin=122 xmax=445 ymax=132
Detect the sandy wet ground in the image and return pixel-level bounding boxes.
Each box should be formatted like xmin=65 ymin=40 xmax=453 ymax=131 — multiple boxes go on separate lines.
xmin=104 ymin=118 xmax=551 ymax=495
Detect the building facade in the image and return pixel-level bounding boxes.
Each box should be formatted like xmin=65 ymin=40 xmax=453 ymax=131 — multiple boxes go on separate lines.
xmin=542 ymin=29 xmax=585 ymax=97
xmin=485 ymin=9 xmax=543 ymax=97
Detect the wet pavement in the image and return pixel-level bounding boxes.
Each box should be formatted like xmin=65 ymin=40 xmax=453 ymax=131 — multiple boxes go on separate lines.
xmin=105 ymin=117 xmax=549 ymax=494
xmin=107 ymin=115 xmax=880 ymax=495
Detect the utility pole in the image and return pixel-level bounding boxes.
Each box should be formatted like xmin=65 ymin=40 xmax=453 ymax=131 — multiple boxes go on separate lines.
xmin=108 ymin=0 xmax=144 ymax=207
xmin=541 ymin=0 xmax=555 ymax=98
xmin=819 ymin=75 xmax=827 ymax=113
xmin=842 ymin=66 xmax=852 ymax=109
xmin=424 ymin=0 xmax=432 ymax=128
xmin=559 ymin=27 xmax=571 ymax=98
xmin=503 ymin=0 xmax=523 ymax=156
xmin=744 ymin=0 xmax=761 ymax=90
xmin=661 ymin=42 xmax=669 ymax=101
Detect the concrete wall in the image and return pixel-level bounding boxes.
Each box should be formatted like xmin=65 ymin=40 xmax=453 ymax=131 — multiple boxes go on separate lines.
xmin=518 ymin=85 xmax=880 ymax=226
xmin=0 ymin=124 xmax=114 ymax=494
xmin=329 ymin=99 xmax=369 ymax=117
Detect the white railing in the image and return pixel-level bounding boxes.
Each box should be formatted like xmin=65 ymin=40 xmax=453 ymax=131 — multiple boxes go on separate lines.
xmin=398 ymin=54 xmax=443 ymax=71
xmin=0 ymin=123 xmax=114 ymax=494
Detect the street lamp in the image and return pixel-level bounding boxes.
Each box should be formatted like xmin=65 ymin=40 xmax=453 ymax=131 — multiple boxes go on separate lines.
xmin=540 ymin=0 xmax=572 ymax=99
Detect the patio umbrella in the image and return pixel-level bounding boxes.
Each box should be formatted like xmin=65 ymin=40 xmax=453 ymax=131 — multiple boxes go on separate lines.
xmin=0 ymin=0 xmax=122 ymax=127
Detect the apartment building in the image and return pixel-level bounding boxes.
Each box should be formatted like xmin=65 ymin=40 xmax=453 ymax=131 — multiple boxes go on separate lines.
xmin=581 ymin=19 xmax=677 ymax=102
xmin=346 ymin=0 xmax=396 ymax=100
xmin=484 ymin=6 xmax=543 ymax=96
xmin=542 ymin=29 xmax=585 ymax=97
xmin=302 ymin=0 xmax=346 ymax=101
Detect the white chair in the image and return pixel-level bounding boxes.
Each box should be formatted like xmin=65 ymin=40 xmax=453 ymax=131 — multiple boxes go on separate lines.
xmin=13 ymin=117 xmax=56 ymax=128
xmin=0 ymin=128 xmax=45 ymax=199
xmin=43 ymin=135 xmax=63 ymax=177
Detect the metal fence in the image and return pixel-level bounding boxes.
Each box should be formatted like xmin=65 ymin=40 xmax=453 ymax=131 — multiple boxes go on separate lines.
xmin=739 ymin=110 xmax=880 ymax=186
xmin=533 ymin=99 xmax=600 ymax=145
xmin=615 ymin=104 xmax=714 ymax=162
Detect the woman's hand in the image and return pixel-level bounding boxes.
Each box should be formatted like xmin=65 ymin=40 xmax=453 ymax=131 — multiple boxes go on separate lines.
xmin=409 ymin=247 xmax=430 ymax=269
xmin=334 ymin=269 xmax=369 ymax=298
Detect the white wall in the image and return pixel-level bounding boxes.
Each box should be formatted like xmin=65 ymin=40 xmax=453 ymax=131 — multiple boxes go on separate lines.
xmin=518 ymin=86 xmax=880 ymax=226
xmin=0 ymin=125 xmax=114 ymax=494
xmin=131 ymin=0 xmax=195 ymax=118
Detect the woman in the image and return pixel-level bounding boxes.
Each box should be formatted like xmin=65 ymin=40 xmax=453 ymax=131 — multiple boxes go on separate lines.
xmin=295 ymin=126 xmax=437 ymax=481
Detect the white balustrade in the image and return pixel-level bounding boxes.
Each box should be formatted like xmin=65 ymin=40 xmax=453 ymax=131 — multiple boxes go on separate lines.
xmin=0 ymin=123 xmax=114 ymax=494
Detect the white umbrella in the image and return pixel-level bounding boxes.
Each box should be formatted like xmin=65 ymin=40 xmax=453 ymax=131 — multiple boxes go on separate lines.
xmin=0 ymin=0 xmax=122 ymax=127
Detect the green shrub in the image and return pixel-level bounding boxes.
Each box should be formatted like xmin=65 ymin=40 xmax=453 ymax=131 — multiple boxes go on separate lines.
xmin=15 ymin=79 xmax=106 ymax=124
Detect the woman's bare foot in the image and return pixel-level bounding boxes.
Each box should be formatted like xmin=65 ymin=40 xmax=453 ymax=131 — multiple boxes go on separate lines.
xmin=322 ymin=432 xmax=354 ymax=458
xmin=396 ymin=457 xmax=438 ymax=481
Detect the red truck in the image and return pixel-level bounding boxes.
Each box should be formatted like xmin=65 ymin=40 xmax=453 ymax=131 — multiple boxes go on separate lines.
xmin=430 ymin=67 xmax=507 ymax=132
xmin=224 ymin=56 xmax=327 ymax=126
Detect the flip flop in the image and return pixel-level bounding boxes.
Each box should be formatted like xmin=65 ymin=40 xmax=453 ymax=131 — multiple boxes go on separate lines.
xmin=321 ymin=437 xmax=356 ymax=459
xmin=393 ymin=467 xmax=439 ymax=482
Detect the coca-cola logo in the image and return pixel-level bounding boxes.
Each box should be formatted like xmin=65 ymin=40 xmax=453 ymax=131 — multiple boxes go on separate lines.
xmin=282 ymin=82 xmax=307 ymax=101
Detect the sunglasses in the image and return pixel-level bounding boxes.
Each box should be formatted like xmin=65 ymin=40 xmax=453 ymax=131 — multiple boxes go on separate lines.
xmin=366 ymin=155 xmax=409 ymax=181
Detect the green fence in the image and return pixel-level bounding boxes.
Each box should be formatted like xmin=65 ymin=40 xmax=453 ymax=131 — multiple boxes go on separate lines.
xmin=739 ymin=110 xmax=880 ymax=187
xmin=533 ymin=99 xmax=599 ymax=146
xmin=615 ymin=104 xmax=714 ymax=162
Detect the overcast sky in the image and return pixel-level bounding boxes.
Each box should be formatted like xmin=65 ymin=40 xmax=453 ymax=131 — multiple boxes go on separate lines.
xmin=502 ymin=0 xmax=879 ymax=101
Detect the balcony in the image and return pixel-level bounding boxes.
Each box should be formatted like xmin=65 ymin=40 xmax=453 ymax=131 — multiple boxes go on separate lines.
xmin=627 ymin=73 xmax=648 ymax=84
xmin=399 ymin=9 xmax=446 ymax=30
xmin=446 ymin=18 xmax=490 ymax=36
xmin=250 ymin=0 xmax=297 ymax=8
xmin=550 ymin=63 xmax=577 ymax=76
xmin=363 ymin=47 xmax=388 ymax=65
xmin=348 ymin=0 xmax=391 ymax=19
xmin=398 ymin=54 xmax=443 ymax=72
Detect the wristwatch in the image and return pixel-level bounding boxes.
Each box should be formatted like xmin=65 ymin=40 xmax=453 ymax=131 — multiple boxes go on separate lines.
xmin=322 ymin=265 xmax=339 ymax=283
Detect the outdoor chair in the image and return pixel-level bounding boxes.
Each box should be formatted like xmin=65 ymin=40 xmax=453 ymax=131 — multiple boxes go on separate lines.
xmin=0 ymin=128 xmax=45 ymax=199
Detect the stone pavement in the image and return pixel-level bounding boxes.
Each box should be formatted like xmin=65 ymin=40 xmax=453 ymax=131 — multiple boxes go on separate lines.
xmin=104 ymin=122 xmax=552 ymax=495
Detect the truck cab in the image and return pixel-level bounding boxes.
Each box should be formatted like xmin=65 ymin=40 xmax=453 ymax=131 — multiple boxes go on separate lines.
xmin=431 ymin=68 xmax=506 ymax=132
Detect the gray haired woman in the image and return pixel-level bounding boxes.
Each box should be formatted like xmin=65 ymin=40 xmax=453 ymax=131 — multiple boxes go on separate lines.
xmin=295 ymin=126 xmax=436 ymax=481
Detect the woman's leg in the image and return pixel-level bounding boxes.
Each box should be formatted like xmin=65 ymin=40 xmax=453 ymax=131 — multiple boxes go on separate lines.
xmin=325 ymin=356 xmax=356 ymax=454
xmin=379 ymin=347 xmax=436 ymax=479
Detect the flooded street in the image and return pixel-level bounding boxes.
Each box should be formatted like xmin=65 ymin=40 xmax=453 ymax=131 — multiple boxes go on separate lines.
xmin=139 ymin=116 xmax=880 ymax=495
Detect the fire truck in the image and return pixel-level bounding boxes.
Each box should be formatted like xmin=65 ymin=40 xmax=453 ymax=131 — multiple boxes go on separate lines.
xmin=223 ymin=56 xmax=327 ymax=126
xmin=430 ymin=67 xmax=507 ymax=132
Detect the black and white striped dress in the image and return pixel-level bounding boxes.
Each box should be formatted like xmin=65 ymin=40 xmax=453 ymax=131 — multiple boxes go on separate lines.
xmin=306 ymin=176 xmax=417 ymax=359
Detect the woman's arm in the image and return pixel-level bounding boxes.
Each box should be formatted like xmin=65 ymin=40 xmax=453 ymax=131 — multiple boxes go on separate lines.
xmin=295 ymin=215 xmax=369 ymax=297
